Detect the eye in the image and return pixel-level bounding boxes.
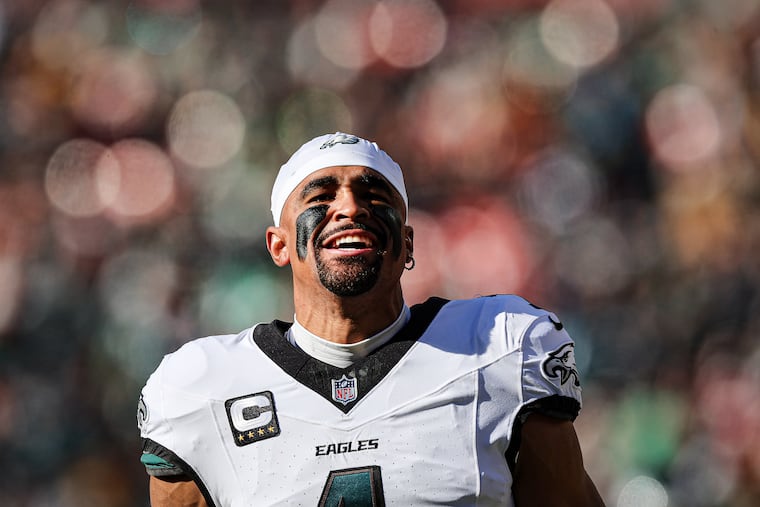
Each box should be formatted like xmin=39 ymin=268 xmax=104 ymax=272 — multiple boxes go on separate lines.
xmin=367 ymin=190 xmax=392 ymax=205
xmin=307 ymin=193 xmax=333 ymax=203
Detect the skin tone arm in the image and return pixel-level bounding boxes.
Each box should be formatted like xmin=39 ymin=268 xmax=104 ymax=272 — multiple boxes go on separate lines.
xmin=513 ymin=413 xmax=606 ymax=507
xmin=150 ymin=476 xmax=208 ymax=507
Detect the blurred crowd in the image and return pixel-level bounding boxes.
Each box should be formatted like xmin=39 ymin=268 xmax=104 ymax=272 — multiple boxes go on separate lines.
xmin=1 ymin=0 xmax=759 ymax=505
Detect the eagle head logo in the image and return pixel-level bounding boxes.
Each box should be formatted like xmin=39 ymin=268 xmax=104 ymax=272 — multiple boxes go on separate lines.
xmin=320 ymin=132 xmax=360 ymax=149
xmin=542 ymin=343 xmax=580 ymax=387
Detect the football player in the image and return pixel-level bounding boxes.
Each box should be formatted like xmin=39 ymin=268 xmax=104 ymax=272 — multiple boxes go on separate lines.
xmin=138 ymin=133 xmax=605 ymax=506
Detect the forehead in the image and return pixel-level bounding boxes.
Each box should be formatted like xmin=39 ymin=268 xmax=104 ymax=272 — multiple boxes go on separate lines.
xmin=291 ymin=165 xmax=399 ymax=200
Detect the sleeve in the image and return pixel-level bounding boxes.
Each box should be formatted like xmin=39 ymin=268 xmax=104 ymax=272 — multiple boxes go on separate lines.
xmin=504 ymin=309 xmax=585 ymax=473
xmin=140 ymin=435 xmax=186 ymax=477
xmin=519 ymin=313 xmax=583 ymax=422
xmin=137 ymin=358 xmax=189 ymax=478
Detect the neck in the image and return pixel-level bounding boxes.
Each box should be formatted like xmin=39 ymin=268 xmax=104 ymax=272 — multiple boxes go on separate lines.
xmin=293 ymin=285 xmax=405 ymax=344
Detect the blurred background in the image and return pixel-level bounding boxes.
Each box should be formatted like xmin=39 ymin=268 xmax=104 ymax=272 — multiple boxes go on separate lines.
xmin=0 ymin=0 xmax=759 ymax=505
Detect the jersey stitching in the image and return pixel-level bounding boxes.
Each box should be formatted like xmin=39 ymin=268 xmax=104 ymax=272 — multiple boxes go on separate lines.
xmin=208 ymin=397 xmax=244 ymax=501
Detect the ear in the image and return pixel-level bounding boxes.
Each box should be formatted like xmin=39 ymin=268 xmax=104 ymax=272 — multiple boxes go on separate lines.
xmin=404 ymin=225 xmax=414 ymax=259
xmin=266 ymin=226 xmax=291 ymax=267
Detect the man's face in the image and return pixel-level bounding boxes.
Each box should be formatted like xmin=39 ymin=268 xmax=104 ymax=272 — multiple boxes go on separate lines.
xmin=274 ymin=165 xmax=410 ymax=298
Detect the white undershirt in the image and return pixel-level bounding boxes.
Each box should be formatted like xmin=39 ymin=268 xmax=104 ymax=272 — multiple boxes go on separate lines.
xmin=286 ymin=306 xmax=411 ymax=368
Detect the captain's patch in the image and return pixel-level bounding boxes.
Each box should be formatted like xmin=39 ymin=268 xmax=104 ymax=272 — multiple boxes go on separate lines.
xmin=225 ymin=391 xmax=280 ymax=447
xmin=541 ymin=343 xmax=580 ymax=387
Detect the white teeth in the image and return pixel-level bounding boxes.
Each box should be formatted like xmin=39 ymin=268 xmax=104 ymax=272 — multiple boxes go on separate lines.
xmin=333 ymin=235 xmax=371 ymax=248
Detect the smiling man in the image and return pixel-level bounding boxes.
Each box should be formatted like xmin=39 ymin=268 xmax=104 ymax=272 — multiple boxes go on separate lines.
xmin=138 ymin=133 xmax=606 ymax=506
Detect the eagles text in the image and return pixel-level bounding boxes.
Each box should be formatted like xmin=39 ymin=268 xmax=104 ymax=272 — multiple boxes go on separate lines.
xmin=315 ymin=439 xmax=379 ymax=456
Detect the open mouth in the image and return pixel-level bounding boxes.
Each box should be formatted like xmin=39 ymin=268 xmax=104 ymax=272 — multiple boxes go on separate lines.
xmin=323 ymin=233 xmax=376 ymax=250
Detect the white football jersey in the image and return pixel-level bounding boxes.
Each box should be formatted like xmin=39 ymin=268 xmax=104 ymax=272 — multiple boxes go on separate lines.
xmin=138 ymin=296 xmax=583 ymax=506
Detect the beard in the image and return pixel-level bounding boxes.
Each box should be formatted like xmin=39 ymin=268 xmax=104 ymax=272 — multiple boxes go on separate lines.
xmin=314 ymin=248 xmax=383 ymax=297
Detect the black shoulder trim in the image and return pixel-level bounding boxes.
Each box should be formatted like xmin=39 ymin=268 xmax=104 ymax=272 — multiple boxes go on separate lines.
xmin=254 ymin=297 xmax=449 ymax=414
xmin=142 ymin=438 xmax=217 ymax=507
xmin=504 ymin=395 xmax=581 ymax=473
xmin=520 ymin=394 xmax=581 ymax=423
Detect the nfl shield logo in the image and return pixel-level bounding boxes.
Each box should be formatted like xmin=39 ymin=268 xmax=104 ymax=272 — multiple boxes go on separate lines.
xmin=331 ymin=374 xmax=358 ymax=406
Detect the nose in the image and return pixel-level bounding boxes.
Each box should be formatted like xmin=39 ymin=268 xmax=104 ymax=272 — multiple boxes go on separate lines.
xmin=333 ymin=189 xmax=369 ymax=221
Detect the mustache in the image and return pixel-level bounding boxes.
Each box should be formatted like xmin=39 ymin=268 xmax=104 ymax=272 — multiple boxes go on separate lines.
xmin=314 ymin=223 xmax=388 ymax=254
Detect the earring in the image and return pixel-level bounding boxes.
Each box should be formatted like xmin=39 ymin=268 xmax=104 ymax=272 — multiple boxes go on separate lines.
xmin=404 ymin=256 xmax=415 ymax=271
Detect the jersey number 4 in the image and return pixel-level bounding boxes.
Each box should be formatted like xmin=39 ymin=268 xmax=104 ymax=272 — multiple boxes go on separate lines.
xmin=318 ymin=466 xmax=385 ymax=507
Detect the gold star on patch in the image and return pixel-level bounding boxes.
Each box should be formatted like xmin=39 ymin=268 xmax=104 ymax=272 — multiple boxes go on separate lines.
xmin=268 ymin=425 xmax=276 ymax=433
xmin=238 ymin=434 xmax=244 ymax=442
xmin=248 ymin=431 xmax=255 ymax=439
xmin=258 ymin=428 xmax=265 ymax=436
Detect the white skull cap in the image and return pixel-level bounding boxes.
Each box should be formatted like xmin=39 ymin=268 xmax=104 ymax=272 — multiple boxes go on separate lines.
xmin=270 ymin=132 xmax=408 ymax=226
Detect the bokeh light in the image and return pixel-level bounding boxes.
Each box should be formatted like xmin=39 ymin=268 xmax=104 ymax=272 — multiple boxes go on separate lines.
xmin=540 ymin=0 xmax=620 ymax=70
xmin=98 ymin=139 xmax=176 ymax=225
xmin=315 ymin=0 xmax=376 ymax=70
xmin=503 ymin=18 xmax=578 ymax=111
xmin=69 ymin=48 xmax=158 ymax=136
xmin=409 ymin=57 xmax=513 ymax=179
xmin=287 ymin=15 xmax=361 ymax=90
xmin=30 ymin=0 xmax=108 ymax=71
xmin=617 ymin=475 xmax=668 ymax=507
xmin=517 ymin=147 xmax=600 ymax=234
xmin=167 ymin=89 xmax=246 ymax=169
xmin=45 ymin=138 xmax=114 ymax=218
xmin=369 ymin=0 xmax=448 ymax=69
xmin=646 ymin=83 xmax=721 ymax=170
xmin=437 ymin=200 xmax=533 ymax=297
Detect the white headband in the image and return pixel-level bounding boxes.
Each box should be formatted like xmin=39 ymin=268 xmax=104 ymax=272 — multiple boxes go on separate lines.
xmin=270 ymin=132 xmax=408 ymax=226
